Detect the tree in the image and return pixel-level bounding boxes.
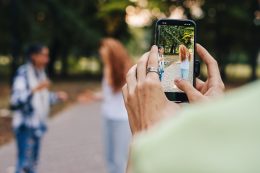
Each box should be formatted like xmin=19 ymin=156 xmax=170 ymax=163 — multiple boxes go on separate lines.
xmin=0 ymin=0 xmax=131 ymax=79
xmin=133 ymin=0 xmax=260 ymax=81
xmin=158 ymin=25 xmax=194 ymax=54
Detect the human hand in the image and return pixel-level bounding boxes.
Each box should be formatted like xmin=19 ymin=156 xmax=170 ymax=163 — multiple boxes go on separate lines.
xmin=122 ymin=46 xmax=180 ymax=135
xmin=56 ymin=91 xmax=68 ymax=102
xmin=174 ymin=44 xmax=225 ymax=103
xmin=32 ymin=80 xmax=50 ymax=93
xmin=77 ymin=89 xmax=103 ymax=103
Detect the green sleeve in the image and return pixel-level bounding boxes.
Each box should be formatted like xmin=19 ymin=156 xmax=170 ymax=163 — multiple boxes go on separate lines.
xmin=131 ymin=81 xmax=260 ymax=173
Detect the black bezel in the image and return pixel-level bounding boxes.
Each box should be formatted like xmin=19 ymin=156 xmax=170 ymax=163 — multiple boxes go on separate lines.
xmin=155 ymin=19 xmax=196 ymax=103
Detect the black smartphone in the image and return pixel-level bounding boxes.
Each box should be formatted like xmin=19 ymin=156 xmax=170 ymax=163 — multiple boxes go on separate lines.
xmin=155 ymin=19 xmax=196 ymax=102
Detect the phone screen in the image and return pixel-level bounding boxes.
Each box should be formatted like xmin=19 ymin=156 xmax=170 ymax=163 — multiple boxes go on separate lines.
xmin=156 ymin=20 xmax=195 ymax=97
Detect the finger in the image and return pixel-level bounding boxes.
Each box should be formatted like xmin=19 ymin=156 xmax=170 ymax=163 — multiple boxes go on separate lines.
xmin=137 ymin=52 xmax=149 ymax=82
xmin=126 ymin=64 xmax=137 ymax=94
xmin=195 ymin=78 xmax=205 ymax=91
xmin=174 ymin=78 xmax=204 ymax=102
xmin=196 ymin=44 xmax=221 ymax=80
xmin=146 ymin=45 xmax=159 ymax=80
xmin=122 ymin=84 xmax=128 ymax=103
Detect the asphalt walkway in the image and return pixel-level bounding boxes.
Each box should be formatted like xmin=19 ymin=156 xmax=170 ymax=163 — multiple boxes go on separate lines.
xmin=0 ymin=102 xmax=106 ymax=173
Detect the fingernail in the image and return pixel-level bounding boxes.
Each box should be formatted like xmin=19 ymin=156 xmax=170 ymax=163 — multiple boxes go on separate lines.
xmin=151 ymin=45 xmax=158 ymax=50
xmin=174 ymin=78 xmax=182 ymax=83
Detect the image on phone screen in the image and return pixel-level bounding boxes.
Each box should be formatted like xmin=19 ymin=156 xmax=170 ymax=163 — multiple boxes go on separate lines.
xmin=156 ymin=21 xmax=195 ymax=93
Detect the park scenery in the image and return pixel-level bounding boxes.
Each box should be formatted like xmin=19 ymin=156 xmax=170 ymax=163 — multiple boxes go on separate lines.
xmin=157 ymin=25 xmax=194 ymax=92
xmin=0 ymin=0 xmax=259 ymax=173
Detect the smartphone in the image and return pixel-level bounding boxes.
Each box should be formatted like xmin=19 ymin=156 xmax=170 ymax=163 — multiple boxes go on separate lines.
xmin=155 ymin=19 xmax=196 ymax=102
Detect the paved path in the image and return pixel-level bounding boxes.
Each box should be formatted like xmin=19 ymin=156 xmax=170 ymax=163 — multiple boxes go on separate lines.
xmin=0 ymin=102 xmax=107 ymax=173
xmin=162 ymin=63 xmax=181 ymax=92
xmin=161 ymin=59 xmax=194 ymax=92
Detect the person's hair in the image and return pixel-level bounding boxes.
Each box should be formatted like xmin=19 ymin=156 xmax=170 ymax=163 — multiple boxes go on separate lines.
xmin=26 ymin=43 xmax=47 ymax=61
xmin=179 ymin=44 xmax=191 ymax=62
xmin=158 ymin=45 xmax=164 ymax=50
xmin=99 ymin=38 xmax=132 ymax=92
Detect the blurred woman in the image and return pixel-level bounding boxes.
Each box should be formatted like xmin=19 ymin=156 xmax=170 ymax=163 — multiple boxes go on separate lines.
xmin=179 ymin=44 xmax=191 ymax=80
xmin=11 ymin=43 xmax=68 ymax=173
xmin=99 ymin=38 xmax=132 ymax=173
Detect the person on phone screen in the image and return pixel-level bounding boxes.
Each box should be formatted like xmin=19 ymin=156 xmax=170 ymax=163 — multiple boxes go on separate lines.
xmin=179 ymin=44 xmax=191 ymax=80
xmin=158 ymin=46 xmax=165 ymax=81
xmin=10 ymin=43 xmax=68 ymax=173
xmin=99 ymin=38 xmax=132 ymax=173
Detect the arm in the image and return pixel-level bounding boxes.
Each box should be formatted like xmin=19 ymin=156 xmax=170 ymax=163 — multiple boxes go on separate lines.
xmin=11 ymin=74 xmax=33 ymax=108
xmin=49 ymin=91 xmax=68 ymax=105
xmin=49 ymin=92 xmax=59 ymax=105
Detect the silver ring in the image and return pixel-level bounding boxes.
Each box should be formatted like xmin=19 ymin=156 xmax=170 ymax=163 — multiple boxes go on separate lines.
xmin=147 ymin=66 xmax=159 ymax=75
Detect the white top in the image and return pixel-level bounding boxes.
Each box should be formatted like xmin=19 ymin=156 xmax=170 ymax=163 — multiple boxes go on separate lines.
xmin=180 ymin=58 xmax=189 ymax=70
xmin=158 ymin=54 xmax=165 ymax=70
xmin=11 ymin=63 xmax=58 ymax=136
xmin=101 ymin=78 xmax=128 ymax=120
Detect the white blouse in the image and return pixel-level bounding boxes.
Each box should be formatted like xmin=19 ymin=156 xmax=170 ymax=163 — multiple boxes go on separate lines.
xmin=101 ymin=79 xmax=128 ymax=120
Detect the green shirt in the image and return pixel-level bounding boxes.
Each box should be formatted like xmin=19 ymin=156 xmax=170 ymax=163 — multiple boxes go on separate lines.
xmin=131 ymin=80 xmax=260 ymax=173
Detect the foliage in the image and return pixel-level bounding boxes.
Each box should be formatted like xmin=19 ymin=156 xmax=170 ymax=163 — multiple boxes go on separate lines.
xmin=133 ymin=0 xmax=260 ymax=81
xmin=0 ymin=0 xmax=259 ymax=81
xmin=0 ymin=0 xmax=130 ymax=78
xmin=158 ymin=25 xmax=194 ymax=54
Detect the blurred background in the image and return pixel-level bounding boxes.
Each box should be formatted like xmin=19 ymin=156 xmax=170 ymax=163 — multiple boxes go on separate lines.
xmin=0 ymin=0 xmax=259 ymax=172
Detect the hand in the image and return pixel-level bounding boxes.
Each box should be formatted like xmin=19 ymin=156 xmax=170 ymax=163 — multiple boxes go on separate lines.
xmin=77 ymin=90 xmax=102 ymax=103
xmin=174 ymin=44 xmax=225 ymax=103
xmin=32 ymin=80 xmax=50 ymax=93
xmin=56 ymin=91 xmax=68 ymax=102
xmin=122 ymin=46 xmax=180 ymax=135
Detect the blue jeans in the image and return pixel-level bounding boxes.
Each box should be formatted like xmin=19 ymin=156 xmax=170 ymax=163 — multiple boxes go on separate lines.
xmin=103 ymin=118 xmax=131 ymax=173
xmin=159 ymin=69 xmax=164 ymax=81
xmin=181 ymin=69 xmax=189 ymax=80
xmin=14 ymin=126 xmax=41 ymax=173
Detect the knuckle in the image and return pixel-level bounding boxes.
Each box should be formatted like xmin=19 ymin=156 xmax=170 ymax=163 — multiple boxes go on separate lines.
xmin=137 ymin=58 xmax=146 ymax=66
xmin=127 ymin=93 xmax=134 ymax=103
xmin=209 ymin=58 xmax=218 ymax=66
xmin=136 ymin=82 xmax=145 ymax=92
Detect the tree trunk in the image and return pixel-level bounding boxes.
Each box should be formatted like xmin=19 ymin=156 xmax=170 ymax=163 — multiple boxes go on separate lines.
xmin=10 ymin=0 xmax=20 ymax=85
xmin=249 ymin=48 xmax=259 ymax=81
xmin=249 ymin=0 xmax=260 ymax=81
xmin=48 ymin=39 xmax=59 ymax=78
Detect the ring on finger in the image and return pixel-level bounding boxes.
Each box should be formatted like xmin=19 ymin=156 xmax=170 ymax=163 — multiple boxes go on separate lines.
xmin=146 ymin=66 xmax=159 ymax=75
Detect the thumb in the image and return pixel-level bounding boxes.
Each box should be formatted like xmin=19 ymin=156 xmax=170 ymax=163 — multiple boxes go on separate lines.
xmin=174 ymin=78 xmax=203 ymax=102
